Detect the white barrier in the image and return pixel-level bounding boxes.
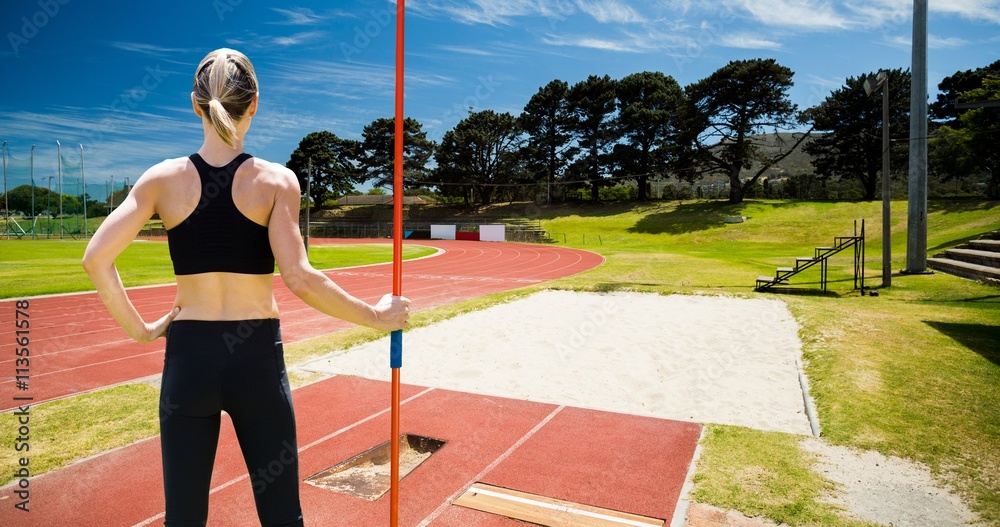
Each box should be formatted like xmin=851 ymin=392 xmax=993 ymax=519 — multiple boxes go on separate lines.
xmin=480 ymin=224 xmax=505 ymax=242
xmin=431 ymin=224 xmax=456 ymax=240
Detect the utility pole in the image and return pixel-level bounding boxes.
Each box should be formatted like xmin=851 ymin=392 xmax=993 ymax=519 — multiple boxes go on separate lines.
xmin=81 ymin=145 xmax=87 ymax=238
xmin=864 ymin=71 xmax=892 ymax=287
xmin=2 ymin=141 xmax=7 ymax=240
xmin=905 ymin=0 xmax=930 ymax=274
xmin=46 ymin=176 xmax=53 ymax=238
xmin=305 ymin=157 xmax=312 ymax=253
xmin=57 ymin=141 xmax=63 ymax=239
xmin=30 ymin=145 xmax=35 ymax=239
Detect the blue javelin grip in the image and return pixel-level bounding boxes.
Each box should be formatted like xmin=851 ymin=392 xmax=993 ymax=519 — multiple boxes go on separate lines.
xmin=390 ymin=330 xmax=403 ymax=369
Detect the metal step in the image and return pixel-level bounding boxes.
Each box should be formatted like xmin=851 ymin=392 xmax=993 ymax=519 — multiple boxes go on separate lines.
xmin=755 ymin=222 xmax=866 ymax=292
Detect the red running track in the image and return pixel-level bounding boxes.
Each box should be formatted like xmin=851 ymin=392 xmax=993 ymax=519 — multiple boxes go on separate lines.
xmin=0 ymin=375 xmax=701 ymax=527
xmin=0 ymin=240 xmax=603 ymax=412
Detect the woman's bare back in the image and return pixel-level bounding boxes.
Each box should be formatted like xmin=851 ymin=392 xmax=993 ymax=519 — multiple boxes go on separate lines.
xmin=154 ymin=154 xmax=285 ymax=321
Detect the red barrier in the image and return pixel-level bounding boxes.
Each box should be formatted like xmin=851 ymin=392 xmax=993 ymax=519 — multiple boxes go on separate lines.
xmin=456 ymin=232 xmax=480 ymax=241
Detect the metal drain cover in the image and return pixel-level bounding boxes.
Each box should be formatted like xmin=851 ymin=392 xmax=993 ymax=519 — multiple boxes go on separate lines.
xmin=305 ymin=434 xmax=446 ymax=500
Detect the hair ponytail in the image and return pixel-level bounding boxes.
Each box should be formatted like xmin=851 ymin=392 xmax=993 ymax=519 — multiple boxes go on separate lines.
xmin=193 ymin=48 xmax=258 ymax=147
xmin=208 ymin=98 xmax=238 ymax=147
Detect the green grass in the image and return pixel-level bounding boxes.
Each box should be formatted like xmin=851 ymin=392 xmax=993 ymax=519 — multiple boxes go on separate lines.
xmin=536 ymin=199 xmax=1000 ymax=525
xmin=2 ymin=199 xmax=998 ymax=525
xmin=0 ymin=240 xmax=436 ymax=299
xmin=784 ymin=294 xmax=1000 ymax=522
xmin=0 ymin=384 xmax=161 ymax=486
xmin=690 ymin=425 xmax=879 ymax=527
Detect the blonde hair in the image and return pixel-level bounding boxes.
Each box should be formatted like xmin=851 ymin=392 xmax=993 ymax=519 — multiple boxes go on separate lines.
xmin=193 ymin=48 xmax=258 ymax=147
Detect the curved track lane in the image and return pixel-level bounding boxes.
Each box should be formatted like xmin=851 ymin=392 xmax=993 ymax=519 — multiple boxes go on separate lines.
xmin=0 ymin=240 xmax=603 ymax=411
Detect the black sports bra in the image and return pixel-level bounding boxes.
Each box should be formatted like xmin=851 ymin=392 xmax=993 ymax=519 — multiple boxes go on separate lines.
xmin=166 ymin=153 xmax=275 ymax=276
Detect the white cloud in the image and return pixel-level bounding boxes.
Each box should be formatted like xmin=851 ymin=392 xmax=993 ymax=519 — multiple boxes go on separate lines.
xmin=806 ymin=73 xmax=847 ymax=91
xmin=931 ymin=0 xmax=1000 ymax=24
xmin=725 ymin=0 xmax=850 ymax=29
xmin=722 ymin=0 xmax=1000 ymax=34
xmin=108 ymin=42 xmax=199 ymax=57
xmin=267 ymin=59 xmax=454 ymax=102
xmin=719 ymin=32 xmax=782 ymax=50
xmin=886 ymin=34 xmax=972 ymax=49
xmin=663 ymin=0 xmax=696 ymax=14
xmin=842 ymin=0 xmax=910 ymax=29
xmin=270 ymin=7 xmax=325 ymax=25
xmin=844 ymin=0 xmax=1000 ymax=28
xmin=0 ymin=106 xmax=201 ymax=181
xmin=930 ymin=36 xmax=970 ymax=48
xmin=409 ymin=0 xmax=574 ymax=26
xmin=435 ymin=45 xmax=498 ymax=56
xmin=541 ymin=34 xmax=646 ymax=53
xmin=884 ymin=35 xmax=910 ymax=49
xmin=576 ymin=0 xmax=646 ymax=24
xmin=268 ymin=60 xmax=395 ymax=97
xmin=226 ymin=31 xmax=327 ymax=50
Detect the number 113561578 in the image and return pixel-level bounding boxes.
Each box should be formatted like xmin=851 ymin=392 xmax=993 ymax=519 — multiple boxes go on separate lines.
xmin=14 ymin=300 xmax=31 ymax=391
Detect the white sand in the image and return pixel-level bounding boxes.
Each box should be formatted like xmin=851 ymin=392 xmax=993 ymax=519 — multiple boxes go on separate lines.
xmin=801 ymin=438 xmax=982 ymax=527
xmin=299 ymin=290 xmax=980 ymax=525
xmin=300 ymin=290 xmax=813 ymax=436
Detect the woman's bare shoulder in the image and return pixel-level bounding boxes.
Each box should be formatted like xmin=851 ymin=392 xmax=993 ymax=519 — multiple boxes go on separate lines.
xmin=136 ymin=157 xmax=192 ymax=184
xmin=247 ymin=157 xmax=298 ymax=190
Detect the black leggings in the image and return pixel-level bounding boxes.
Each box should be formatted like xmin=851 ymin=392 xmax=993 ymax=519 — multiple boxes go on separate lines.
xmin=160 ymin=319 xmax=303 ymax=527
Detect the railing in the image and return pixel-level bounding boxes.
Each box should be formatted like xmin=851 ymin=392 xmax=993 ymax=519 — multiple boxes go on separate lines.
xmin=756 ymin=220 xmax=865 ymax=292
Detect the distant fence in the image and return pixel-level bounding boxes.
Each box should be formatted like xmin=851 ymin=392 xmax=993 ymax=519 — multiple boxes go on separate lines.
xmin=1 ymin=217 xmax=551 ymax=244
xmin=1 ymin=214 xmax=98 ymax=240
xmin=302 ymin=220 xmax=551 ymax=243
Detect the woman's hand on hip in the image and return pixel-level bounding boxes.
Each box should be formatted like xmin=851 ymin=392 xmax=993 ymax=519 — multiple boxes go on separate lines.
xmin=133 ymin=306 xmax=181 ymax=343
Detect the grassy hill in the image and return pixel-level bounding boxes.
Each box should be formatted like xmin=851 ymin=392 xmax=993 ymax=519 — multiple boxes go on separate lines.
xmin=748 ymin=131 xmax=818 ymax=179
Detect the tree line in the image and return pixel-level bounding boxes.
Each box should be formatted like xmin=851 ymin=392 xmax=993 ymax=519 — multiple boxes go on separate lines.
xmin=1 ymin=185 xmax=108 ymax=218
xmin=286 ymin=57 xmax=1000 ymax=206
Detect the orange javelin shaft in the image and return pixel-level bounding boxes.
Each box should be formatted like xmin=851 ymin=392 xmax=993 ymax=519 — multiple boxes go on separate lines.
xmin=390 ymin=0 xmax=405 ymax=526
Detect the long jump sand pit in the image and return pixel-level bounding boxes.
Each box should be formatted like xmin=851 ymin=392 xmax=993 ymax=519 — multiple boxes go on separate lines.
xmin=301 ymin=290 xmax=814 ymax=436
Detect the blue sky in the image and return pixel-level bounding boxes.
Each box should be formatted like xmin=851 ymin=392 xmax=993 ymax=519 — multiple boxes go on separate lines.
xmin=1 ymin=0 xmax=999 ymax=198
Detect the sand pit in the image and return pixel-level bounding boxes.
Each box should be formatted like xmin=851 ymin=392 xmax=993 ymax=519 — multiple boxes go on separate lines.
xmin=301 ymin=290 xmax=814 ymax=436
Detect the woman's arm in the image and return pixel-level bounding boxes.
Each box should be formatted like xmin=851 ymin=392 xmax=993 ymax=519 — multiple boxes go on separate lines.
xmin=82 ymin=167 xmax=179 ymax=342
xmin=268 ymin=165 xmax=409 ymax=331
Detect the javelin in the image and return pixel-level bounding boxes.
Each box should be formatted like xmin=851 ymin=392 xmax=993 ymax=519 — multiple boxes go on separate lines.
xmin=389 ymin=0 xmax=405 ymax=525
